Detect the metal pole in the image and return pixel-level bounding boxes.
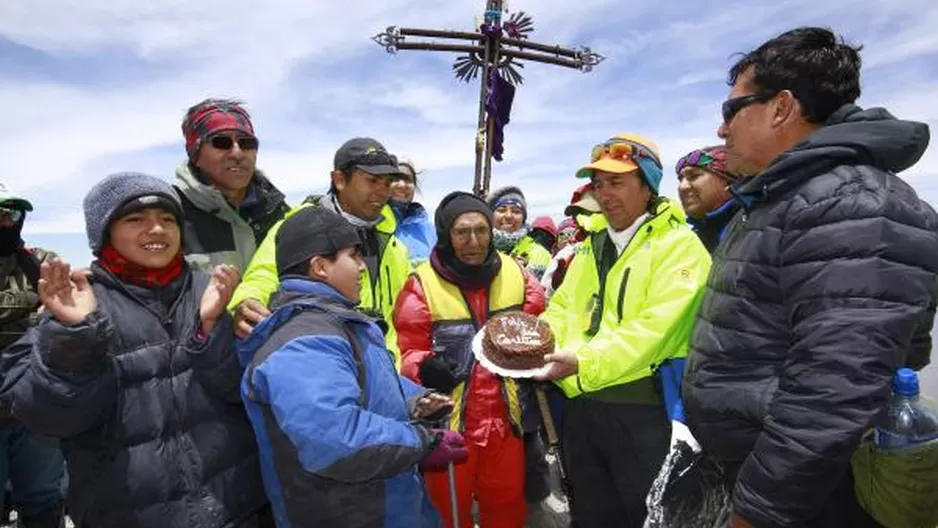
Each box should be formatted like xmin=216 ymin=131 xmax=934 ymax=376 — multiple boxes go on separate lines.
xmin=447 ymin=462 xmax=459 ymax=528
xmin=535 ymin=386 xmax=574 ymax=507
xmin=472 ymin=37 xmax=492 ymax=197
xmin=480 ymin=3 xmax=503 ymax=198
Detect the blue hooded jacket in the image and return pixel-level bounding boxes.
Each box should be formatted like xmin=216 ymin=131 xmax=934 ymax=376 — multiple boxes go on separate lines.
xmin=391 ymin=201 xmax=436 ymax=265
xmin=238 ymin=278 xmax=441 ymax=528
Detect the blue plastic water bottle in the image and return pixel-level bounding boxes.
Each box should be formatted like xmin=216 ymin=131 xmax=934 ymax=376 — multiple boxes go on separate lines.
xmin=874 ymin=368 xmax=938 ymax=449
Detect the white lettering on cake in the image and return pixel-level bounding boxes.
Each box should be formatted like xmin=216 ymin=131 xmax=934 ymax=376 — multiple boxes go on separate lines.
xmin=493 ymin=316 xmax=543 ymax=347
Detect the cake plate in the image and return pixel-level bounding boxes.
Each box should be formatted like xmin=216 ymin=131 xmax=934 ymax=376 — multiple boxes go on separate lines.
xmin=471 ymin=328 xmax=551 ymax=379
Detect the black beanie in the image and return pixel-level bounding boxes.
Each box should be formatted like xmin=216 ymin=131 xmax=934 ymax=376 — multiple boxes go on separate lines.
xmin=434 ymin=192 xmax=494 ymax=249
xmin=276 ymin=207 xmax=361 ymax=277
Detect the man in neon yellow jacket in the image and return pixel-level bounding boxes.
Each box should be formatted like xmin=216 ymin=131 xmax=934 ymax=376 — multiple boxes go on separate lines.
xmin=228 ymin=137 xmax=411 ymax=359
xmin=537 ymin=133 xmax=711 ymax=528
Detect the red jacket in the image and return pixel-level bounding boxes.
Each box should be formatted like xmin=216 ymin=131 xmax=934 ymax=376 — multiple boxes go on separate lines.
xmin=395 ymin=269 xmax=546 ymax=444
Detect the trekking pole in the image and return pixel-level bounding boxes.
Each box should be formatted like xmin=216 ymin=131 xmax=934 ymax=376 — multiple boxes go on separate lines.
xmin=535 ymin=386 xmax=574 ymax=506
xmin=447 ymin=462 xmax=459 ymax=528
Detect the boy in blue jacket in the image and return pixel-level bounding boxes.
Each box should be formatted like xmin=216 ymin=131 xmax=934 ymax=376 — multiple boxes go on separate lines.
xmin=239 ymin=206 xmax=467 ymax=528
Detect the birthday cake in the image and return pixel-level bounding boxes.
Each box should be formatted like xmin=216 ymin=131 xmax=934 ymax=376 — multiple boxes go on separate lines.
xmin=482 ymin=312 xmax=554 ymax=370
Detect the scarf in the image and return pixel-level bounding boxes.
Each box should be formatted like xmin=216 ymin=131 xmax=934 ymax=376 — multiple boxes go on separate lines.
xmin=328 ymin=194 xmax=382 ymax=229
xmin=430 ymin=246 xmax=501 ymax=291
xmin=98 ymin=243 xmax=185 ymax=289
xmin=493 ymin=225 xmax=529 ymax=254
xmin=0 ymin=219 xmax=25 ymax=257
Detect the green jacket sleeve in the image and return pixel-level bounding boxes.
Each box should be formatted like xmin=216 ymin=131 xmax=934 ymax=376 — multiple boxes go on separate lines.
xmin=227 ymin=206 xmax=307 ymax=312
xmin=559 ymin=231 xmax=710 ymax=397
xmin=382 ymin=238 xmax=412 ymax=368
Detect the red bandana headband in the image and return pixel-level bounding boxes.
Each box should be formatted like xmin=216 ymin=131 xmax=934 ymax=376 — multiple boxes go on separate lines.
xmin=182 ymin=101 xmax=256 ymax=161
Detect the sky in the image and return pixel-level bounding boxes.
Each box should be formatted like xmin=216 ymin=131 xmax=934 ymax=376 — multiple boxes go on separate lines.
xmin=2 ymin=1 xmax=938 ymax=393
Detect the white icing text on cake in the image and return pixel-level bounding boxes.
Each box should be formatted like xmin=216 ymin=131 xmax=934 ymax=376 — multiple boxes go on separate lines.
xmin=492 ymin=317 xmax=544 ymax=347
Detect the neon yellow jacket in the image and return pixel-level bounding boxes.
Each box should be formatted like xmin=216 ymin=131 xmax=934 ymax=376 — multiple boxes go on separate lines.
xmin=228 ymin=197 xmax=412 ymax=359
xmin=510 ymin=236 xmax=553 ymax=280
xmin=541 ymin=198 xmax=711 ymax=398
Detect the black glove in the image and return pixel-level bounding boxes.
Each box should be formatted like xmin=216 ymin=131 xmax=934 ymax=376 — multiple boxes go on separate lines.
xmin=419 ymin=357 xmax=459 ymax=394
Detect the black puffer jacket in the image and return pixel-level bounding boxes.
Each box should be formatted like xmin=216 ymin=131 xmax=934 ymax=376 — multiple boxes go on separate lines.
xmin=684 ymin=104 xmax=938 ymax=528
xmin=9 ymin=265 xmax=266 ymax=528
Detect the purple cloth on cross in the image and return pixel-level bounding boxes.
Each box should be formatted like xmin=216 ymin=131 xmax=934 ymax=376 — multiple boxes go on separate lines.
xmin=485 ymin=69 xmax=515 ymax=161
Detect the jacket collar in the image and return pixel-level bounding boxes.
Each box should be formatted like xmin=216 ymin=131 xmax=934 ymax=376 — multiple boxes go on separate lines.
xmin=307 ymin=194 xmax=399 ymax=235
xmin=174 ymin=162 xmax=286 ymax=218
xmin=583 ymin=196 xmax=687 ymax=234
xmin=688 ymin=198 xmax=740 ymax=229
xmin=277 ymin=278 xmax=357 ymax=309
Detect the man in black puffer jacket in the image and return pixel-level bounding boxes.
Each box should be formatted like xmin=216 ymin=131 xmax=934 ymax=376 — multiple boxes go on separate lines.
xmin=683 ymin=27 xmax=938 ymax=528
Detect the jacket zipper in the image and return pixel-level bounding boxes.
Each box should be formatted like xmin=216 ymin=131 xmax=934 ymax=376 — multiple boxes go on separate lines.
xmin=385 ymin=265 xmax=392 ymax=314
xmin=616 ymin=268 xmax=631 ymax=322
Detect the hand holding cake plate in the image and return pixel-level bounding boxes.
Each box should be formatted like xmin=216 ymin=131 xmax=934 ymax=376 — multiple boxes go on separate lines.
xmin=471 ymin=312 xmax=554 ymax=379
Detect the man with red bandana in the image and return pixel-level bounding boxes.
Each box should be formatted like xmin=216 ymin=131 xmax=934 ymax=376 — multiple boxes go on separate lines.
xmin=174 ymin=98 xmax=290 ymax=273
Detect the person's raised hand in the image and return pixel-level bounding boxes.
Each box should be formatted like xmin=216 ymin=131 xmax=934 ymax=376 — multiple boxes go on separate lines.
xmin=37 ymin=260 xmax=97 ymax=326
xmin=200 ymin=265 xmax=241 ymax=334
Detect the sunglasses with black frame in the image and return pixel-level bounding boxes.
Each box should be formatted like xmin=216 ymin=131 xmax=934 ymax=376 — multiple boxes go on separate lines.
xmin=208 ymin=135 xmax=259 ymax=151
xmin=721 ymin=92 xmax=777 ymax=123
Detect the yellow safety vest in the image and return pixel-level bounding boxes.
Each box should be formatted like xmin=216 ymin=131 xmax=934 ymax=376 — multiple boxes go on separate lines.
xmin=414 ymin=253 xmax=526 ymax=435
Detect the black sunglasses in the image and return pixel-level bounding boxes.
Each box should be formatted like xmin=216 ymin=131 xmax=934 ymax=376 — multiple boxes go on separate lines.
xmin=722 ymin=92 xmax=776 ymax=123
xmin=209 ymin=135 xmax=259 ymax=151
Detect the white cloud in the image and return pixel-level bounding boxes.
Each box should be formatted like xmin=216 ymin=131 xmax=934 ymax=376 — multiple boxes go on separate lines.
xmin=6 ymin=0 xmax=938 ymax=267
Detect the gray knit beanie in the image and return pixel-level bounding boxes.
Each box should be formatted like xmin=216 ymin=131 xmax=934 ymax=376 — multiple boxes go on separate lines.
xmin=83 ymin=172 xmax=184 ymax=255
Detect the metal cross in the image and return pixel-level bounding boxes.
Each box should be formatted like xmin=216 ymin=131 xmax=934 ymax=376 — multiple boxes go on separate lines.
xmin=373 ymin=0 xmax=604 ymax=197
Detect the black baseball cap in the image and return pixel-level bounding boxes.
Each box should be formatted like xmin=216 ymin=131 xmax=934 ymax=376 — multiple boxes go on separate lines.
xmin=333 ymin=137 xmax=401 ymax=176
xmin=275 ymin=207 xmax=362 ymax=277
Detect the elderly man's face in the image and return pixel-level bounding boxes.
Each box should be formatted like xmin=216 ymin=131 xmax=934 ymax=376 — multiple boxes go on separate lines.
xmin=450 ymin=212 xmax=491 ymax=266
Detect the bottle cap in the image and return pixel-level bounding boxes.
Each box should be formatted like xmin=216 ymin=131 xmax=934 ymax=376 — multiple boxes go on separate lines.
xmin=893 ymin=367 xmax=920 ymax=397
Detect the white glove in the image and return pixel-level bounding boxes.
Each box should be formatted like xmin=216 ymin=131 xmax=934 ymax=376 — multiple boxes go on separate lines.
xmin=669 ymin=420 xmax=701 ymax=453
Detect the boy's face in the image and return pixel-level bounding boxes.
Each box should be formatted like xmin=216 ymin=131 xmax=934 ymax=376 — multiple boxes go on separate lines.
xmin=108 ymin=207 xmax=181 ymax=268
xmin=313 ymin=247 xmax=365 ymax=304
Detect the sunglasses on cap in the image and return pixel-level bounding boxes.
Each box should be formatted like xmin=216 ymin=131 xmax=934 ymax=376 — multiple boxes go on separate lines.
xmin=590 ymin=138 xmax=662 ymax=168
xmin=722 ymin=92 xmax=777 ymax=123
xmin=0 ymin=207 xmax=24 ymax=223
xmin=208 ymin=135 xmax=259 ymax=151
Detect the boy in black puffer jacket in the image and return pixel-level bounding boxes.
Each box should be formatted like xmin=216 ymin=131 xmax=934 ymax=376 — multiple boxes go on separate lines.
xmin=7 ymin=172 xmax=268 ymax=528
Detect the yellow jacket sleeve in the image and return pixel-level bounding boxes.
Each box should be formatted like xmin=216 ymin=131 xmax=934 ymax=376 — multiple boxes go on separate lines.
xmin=558 ymin=231 xmax=711 ymax=397
xmin=228 ymin=204 xmax=309 ymax=312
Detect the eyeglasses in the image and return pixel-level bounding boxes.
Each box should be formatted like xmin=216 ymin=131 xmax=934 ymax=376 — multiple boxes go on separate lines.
xmin=209 ymin=135 xmax=259 ymax=151
xmin=722 ymin=93 xmax=776 ymax=123
xmin=0 ymin=207 xmax=23 ymax=223
xmin=590 ymin=138 xmax=662 ymax=169
xmin=451 ymin=225 xmax=490 ymax=243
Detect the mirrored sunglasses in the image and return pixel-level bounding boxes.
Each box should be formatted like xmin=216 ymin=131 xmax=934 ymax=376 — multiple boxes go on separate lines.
xmin=590 ymin=138 xmax=662 ymax=168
